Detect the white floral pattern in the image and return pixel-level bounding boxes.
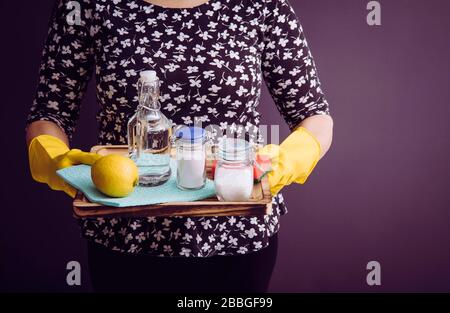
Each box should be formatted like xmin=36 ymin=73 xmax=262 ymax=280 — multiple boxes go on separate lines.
xmin=27 ymin=0 xmax=329 ymax=257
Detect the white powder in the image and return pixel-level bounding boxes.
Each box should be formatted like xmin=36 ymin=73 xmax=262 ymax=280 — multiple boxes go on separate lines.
xmin=177 ymin=150 xmax=206 ymax=189
xmin=214 ymin=166 xmax=254 ymax=202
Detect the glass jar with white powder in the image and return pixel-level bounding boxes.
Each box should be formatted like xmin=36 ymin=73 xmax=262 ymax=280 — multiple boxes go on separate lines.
xmin=175 ymin=126 xmax=207 ymax=190
xmin=214 ymin=138 xmax=254 ymax=202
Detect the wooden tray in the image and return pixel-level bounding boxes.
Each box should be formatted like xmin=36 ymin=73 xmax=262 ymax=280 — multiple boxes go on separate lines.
xmin=72 ymin=145 xmax=272 ymax=218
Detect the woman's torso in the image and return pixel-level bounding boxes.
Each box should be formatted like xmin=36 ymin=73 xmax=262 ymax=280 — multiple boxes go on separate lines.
xmin=94 ymin=0 xmax=265 ymax=145
xmin=78 ymin=0 xmax=287 ymax=257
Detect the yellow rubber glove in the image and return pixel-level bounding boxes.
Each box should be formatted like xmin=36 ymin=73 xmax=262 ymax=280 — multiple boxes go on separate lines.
xmin=258 ymin=127 xmax=321 ymax=195
xmin=28 ymin=135 xmax=102 ymax=197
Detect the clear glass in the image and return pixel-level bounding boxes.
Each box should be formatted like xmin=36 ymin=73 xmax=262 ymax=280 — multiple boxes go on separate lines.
xmin=176 ymin=139 xmax=207 ymax=190
xmin=127 ymin=77 xmax=172 ymax=186
xmin=214 ymin=139 xmax=254 ymax=202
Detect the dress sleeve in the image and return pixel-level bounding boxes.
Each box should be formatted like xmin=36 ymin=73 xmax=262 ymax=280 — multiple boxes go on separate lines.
xmin=261 ymin=0 xmax=330 ymax=131
xmin=26 ymin=0 xmax=95 ymax=140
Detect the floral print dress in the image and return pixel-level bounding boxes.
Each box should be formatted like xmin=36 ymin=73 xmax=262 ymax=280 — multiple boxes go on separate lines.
xmin=27 ymin=0 xmax=330 ymax=257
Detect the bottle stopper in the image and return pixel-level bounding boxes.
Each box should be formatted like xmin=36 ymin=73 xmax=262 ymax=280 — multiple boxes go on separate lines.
xmin=140 ymin=70 xmax=158 ymax=82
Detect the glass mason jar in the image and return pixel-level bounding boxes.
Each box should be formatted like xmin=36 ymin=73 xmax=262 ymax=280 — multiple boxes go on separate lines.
xmin=175 ymin=126 xmax=207 ymax=190
xmin=214 ymin=138 xmax=254 ymax=202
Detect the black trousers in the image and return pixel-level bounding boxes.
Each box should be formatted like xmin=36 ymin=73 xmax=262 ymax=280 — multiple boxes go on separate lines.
xmin=87 ymin=233 xmax=278 ymax=293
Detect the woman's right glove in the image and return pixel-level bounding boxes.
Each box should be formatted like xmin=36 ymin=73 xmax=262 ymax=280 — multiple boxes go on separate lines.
xmin=28 ymin=135 xmax=101 ymax=197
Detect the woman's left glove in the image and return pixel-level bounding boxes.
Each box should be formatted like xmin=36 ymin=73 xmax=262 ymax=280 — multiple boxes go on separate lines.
xmin=257 ymin=127 xmax=321 ymax=195
xmin=28 ymin=135 xmax=102 ymax=197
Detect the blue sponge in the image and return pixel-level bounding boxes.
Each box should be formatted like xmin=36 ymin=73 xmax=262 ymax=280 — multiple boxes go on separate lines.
xmin=57 ymin=159 xmax=216 ymax=207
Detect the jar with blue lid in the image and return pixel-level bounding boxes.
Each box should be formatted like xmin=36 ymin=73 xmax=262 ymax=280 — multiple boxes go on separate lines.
xmin=175 ymin=126 xmax=207 ymax=190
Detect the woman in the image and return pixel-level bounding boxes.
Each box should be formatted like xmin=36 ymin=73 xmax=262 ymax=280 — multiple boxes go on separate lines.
xmin=26 ymin=0 xmax=333 ymax=293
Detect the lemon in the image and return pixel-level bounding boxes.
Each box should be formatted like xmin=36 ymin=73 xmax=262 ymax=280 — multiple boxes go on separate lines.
xmin=91 ymin=154 xmax=139 ymax=198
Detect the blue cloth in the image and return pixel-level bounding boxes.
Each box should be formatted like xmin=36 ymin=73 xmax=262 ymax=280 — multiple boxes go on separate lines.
xmin=56 ymin=159 xmax=216 ymax=207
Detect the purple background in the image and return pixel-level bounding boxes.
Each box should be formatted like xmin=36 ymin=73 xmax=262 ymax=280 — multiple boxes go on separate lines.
xmin=1 ymin=0 xmax=450 ymax=292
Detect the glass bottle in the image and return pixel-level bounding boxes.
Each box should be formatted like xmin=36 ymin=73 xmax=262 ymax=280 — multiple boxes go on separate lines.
xmin=127 ymin=71 xmax=172 ymax=186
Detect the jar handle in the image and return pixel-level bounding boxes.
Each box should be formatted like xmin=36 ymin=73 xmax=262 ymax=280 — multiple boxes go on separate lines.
xmin=170 ymin=124 xmax=183 ymax=146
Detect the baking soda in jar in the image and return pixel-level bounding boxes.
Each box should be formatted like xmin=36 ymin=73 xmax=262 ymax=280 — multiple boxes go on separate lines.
xmin=214 ymin=138 xmax=254 ymax=202
xmin=175 ymin=127 xmax=207 ymax=190
xmin=215 ymin=165 xmax=253 ymax=201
